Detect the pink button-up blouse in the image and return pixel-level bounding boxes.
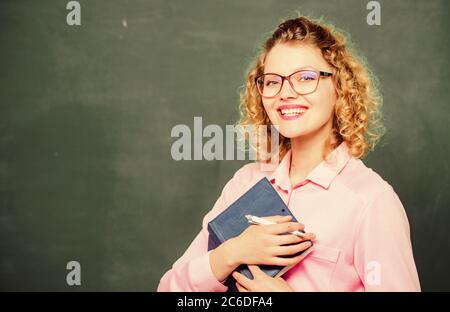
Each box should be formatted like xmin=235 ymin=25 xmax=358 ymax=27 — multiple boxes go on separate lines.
xmin=157 ymin=142 xmax=421 ymax=292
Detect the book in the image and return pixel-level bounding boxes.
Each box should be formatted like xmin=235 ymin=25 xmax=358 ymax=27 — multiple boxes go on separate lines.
xmin=207 ymin=177 xmax=313 ymax=292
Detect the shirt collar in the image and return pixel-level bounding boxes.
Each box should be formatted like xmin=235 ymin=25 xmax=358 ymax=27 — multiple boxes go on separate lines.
xmin=269 ymin=141 xmax=352 ymax=192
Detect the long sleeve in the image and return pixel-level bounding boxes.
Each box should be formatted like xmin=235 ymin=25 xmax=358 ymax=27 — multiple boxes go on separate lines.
xmin=156 ymin=229 xmax=228 ymax=292
xmin=353 ymin=186 xmax=421 ymax=291
xmin=156 ymin=175 xmax=244 ymax=292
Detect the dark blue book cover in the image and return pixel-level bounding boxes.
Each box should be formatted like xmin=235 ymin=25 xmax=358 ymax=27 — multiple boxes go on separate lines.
xmin=207 ymin=177 xmax=312 ymax=292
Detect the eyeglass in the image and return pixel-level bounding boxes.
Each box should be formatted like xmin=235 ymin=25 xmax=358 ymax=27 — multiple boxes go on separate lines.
xmin=255 ymin=69 xmax=333 ymax=98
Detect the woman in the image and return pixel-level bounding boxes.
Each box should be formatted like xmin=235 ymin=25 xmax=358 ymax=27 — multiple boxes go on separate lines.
xmin=157 ymin=16 xmax=420 ymax=292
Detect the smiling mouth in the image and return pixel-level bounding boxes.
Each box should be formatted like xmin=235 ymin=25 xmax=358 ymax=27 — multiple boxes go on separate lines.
xmin=278 ymin=107 xmax=308 ymax=117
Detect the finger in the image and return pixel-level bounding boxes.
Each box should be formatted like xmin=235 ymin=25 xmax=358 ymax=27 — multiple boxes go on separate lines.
xmin=232 ymin=271 xmax=252 ymax=289
xmin=301 ymin=232 xmax=316 ymax=241
xmin=274 ymin=233 xmax=304 ymax=246
xmin=274 ymin=232 xmax=316 ymax=245
xmin=248 ymin=265 xmax=265 ymax=278
xmin=272 ymin=240 xmax=313 ymax=257
xmin=281 ymin=232 xmax=316 ymax=242
xmin=266 ymin=222 xmax=305 ymax=235
xmin=261 ymin=215 xmax=293 ymax=223
xmin=236 ymin=282 xmax=249 ymax=292
xmin=274 ymin=233 xmax=316 ymax=245
xmin=270 ymin=248 xmax=312 ymax=267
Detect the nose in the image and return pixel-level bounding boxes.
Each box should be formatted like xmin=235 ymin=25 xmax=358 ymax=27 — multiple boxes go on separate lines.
xmin=279 ymin=78 xmax=298 ymax=100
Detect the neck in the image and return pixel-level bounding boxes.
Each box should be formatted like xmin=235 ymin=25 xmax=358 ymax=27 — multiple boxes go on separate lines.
xmin=289 ymin=119 xmax=334 ymax=186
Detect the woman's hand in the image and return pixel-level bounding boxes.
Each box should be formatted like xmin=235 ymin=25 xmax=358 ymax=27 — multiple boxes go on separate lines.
xmin=209 ymin=215 xmax=315 ymax=283
xmin=232 ymin=265 xmax=294 ymax=292
xmin=228 ymin=215 xmax=315 ymax=267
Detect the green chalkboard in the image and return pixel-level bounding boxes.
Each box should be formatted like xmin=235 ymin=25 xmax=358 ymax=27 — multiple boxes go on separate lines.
xmin=0 ymin=0 xmax=449 ymax=291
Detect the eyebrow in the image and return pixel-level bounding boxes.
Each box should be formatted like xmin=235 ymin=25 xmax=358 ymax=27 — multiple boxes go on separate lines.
xmin=263 ymin=66 xmax=319 ymax=75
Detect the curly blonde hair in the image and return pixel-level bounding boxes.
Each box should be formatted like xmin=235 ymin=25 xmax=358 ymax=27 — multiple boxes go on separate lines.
xmin=238 ymin=15 xmax=385 ymax=161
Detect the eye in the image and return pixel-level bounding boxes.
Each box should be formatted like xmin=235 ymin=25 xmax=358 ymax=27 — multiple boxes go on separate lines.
xmin=265 ymin=80 xmax=279 ymax=86
xmin=296 ymin=71 xmax=318 ymax=82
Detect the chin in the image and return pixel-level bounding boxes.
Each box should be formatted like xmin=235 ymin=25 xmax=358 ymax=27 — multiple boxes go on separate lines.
xmin=277 ymin=127 xmax=306 ymax=139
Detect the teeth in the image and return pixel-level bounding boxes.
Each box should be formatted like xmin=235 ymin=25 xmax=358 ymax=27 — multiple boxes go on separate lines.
xmin=280 ymin=108 xmax=307 ymax=115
